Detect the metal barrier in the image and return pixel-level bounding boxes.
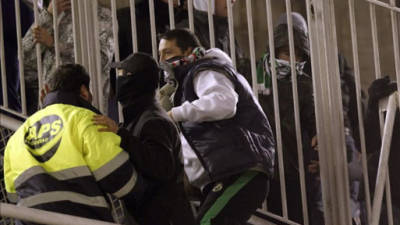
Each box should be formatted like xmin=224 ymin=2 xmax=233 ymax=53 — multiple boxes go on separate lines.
xmin=0 ymin=0 xmax=399 ymax=225
xmin=0 ymin=203 xmax=119 ymax=225
xmin=1 ymin=127 xmax=15 ymax=225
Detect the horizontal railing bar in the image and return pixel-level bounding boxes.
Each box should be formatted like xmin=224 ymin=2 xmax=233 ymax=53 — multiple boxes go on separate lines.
xmin=365 ymin=0 xmax=400 ymax=13
xmin=0 ymin=203 xmax=119 ymax=225
xmin=254 ymin=209 xmax=301 ymax=225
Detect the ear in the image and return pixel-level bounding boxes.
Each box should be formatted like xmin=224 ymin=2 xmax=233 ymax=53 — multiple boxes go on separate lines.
xmin=80 ymin=84 xmax=92 ymax=103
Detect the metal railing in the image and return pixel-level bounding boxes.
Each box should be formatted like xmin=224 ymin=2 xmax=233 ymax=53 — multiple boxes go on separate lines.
xmin=0 ymin=203 xmax=119 ymax=225
xmin=0 ymin=0 xmax=399 ymax=225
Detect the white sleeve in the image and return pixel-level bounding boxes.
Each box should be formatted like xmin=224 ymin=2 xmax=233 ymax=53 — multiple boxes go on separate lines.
xmin=171 ymin=70 xmax=238 ymax=122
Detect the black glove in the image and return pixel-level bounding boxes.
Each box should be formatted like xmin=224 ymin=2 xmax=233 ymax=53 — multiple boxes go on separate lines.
xmin=368 ymin=76 xmax=397 ymax=103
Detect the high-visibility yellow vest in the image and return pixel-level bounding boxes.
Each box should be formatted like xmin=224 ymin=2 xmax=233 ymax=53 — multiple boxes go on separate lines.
xmin=4 ymin=103 xmax=138 ymax=222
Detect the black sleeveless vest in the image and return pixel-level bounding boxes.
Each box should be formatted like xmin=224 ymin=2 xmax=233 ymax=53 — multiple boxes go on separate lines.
xmin=173 ymin=58 xmax=275 ymax=181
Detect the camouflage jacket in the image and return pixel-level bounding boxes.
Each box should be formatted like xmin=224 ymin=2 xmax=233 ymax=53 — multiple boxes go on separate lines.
xmin=22 ymin=7 xmax=114 ymax=112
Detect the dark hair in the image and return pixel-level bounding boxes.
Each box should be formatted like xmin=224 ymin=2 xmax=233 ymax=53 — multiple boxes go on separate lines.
xmin=47 ymin=64 xmax=90 ymax=93
xmin=159 ymin=29 xmax=201 ymax=52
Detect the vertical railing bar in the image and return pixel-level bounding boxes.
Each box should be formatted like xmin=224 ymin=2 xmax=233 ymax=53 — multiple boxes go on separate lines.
xmin=348 ymin=0 xmax=372 ymax=220
xmin=370 ymin=3 xmax=394 ymax=224
xmin=226 ymin=0 xmax=236 ymax=69
xmin=111 ymin=0 xmax=120 ymax=62
xmin=306 ymin=0 xmax=334 ymax=223
xmin=89 ymin=1 xmax=101 ymax=110
xmin=187 ymin=0 xmax=194 ymax=32
xmin=168 ymin=0 xmax=175 ymax=29
xmin=148 ymin=0 xmax=157 ymax=59
xmin=33 ymin=0 xmax=43 ymax=106
xmin=14 ymin=0 xmax=27 ymax=114
xmin=0 ymin=0 xmax=8 ymax=108
xmin=310 ymin=0 xmax=352 ymax=223
xmin=71 ymin=0 xmax=81 ymax=64
xmin=385 ymin=175 xmax=394 ymax=225
xmin=265 ymin=0 xmax=288 ymax=218
xmin=393 ymin=14 xmax=400 ymax=225
xmin=384 ymin=1 xmax=400 ymax=224
xmin=84 ymin=0 xmax=94 ymax=79
xmin=93 ymin=0 xmax=104 ymax=113
xmin=326 ymin=1 xmax=353 ymax=223
xmin=370 ymin=94 xmax=397 ymax=225
xmin=207 ymin=0 xmax=215 ymax=48
xmin=389 ymin=0 xmax=400 ymax=125
xmin=245 ymin=0 xmax=258 ymax=98
xmin=78 ymin=0 xmax=88 ymax=68
xmin=111 ymin=0 xmax=123 ymax=121
xmin=53 ymin=0 xmax=60 ymax=67
xmin=84 ymin=0 xmax=99 ymax=110
xmin=284 ymin=1 xmax=309 ymax=224
xmin=370 ymin=4 xmax=382 ymax=79
xmin=129 ymin=0 xmax=138 ymax=53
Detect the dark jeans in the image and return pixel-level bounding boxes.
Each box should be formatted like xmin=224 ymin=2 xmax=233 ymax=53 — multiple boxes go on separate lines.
xmin=197 ymin=171 xmax=269 ymax=225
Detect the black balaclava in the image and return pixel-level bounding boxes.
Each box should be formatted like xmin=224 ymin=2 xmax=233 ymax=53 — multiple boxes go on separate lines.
xmin=111 ymin=53 xmax=160 ymax=106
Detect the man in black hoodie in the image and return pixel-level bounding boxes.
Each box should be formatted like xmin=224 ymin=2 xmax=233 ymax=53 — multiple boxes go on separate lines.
xmin=257 ymin=12 xmax=316 ymax=224
xmin=257 ymin=12 xmax=363 ymax=225
xmin=93 ymin=52 xmax=195 ymax=225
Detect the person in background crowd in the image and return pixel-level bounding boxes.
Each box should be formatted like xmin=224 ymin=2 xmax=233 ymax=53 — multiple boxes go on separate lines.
xmin=365 ymin=76 xmax=400 ymax=225
xmin=107 ymin=0 xmax=185 ymax=121
xmin=93 ymin=52 xmax=196 ymax=225
xmin=176 ymin=0 xmax=252 ymax=79
xmin=257 ymin=12 xmax=363 ymax=225
xmin=158 ymin=28 xmax=275 ymax=225
xmin=22 ymin=0 xmax=114 ymax=115
xmin=257 ymin=12 xmax=316 ymax=224
xmin=0 ymin=0 xmax=33 ymax=111
xmin=4 ymin=64 xmax=147 ymax=225
xmin=117 ymin=0 xmax=186 ymax=59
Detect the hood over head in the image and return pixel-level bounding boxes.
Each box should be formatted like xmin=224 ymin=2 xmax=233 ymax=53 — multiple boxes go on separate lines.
xmin=203 ymin=48 xmax=233 ymax=66
xmin=276 ymin=12 xmax=308 ymax=35
xmin=273 ymin=12 xmax=310 ymax=61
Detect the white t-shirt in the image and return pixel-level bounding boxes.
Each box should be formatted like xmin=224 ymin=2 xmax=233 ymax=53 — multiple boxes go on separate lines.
xmin=194 ymin=0 xmax=215 ymax=14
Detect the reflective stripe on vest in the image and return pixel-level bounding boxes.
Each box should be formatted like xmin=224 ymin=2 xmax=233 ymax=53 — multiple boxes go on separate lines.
xmin=17 ymin=191 xmax=109 ymax=208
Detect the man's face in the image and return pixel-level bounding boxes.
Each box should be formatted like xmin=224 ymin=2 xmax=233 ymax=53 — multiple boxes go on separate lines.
xmin=158 ymin=38 xmax=191 ymax=62
xmin=277 ymin=48 xmax=303 ymax=62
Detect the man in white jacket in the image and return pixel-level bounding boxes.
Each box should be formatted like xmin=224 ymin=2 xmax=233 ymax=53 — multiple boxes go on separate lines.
xmin=158 ymin=29 xmax=275 ymax=225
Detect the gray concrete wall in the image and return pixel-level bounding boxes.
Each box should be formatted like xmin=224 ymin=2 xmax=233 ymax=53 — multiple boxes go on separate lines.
xmin=232 ymin=0 xmax=399 ymax=90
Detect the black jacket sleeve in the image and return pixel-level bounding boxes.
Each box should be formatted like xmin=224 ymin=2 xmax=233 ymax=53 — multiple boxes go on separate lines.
xmin=364 ymin=98 xmax=382 ymax=155
xmin=118 ymin=119 xmax=180 ymax=182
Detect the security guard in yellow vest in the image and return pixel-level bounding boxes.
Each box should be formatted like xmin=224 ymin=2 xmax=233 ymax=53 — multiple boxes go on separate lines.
xmin=4 ymin=64 xmax=146 ymax=224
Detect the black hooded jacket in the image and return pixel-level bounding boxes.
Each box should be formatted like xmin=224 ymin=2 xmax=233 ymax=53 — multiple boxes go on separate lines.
xmin=258 ymin=20 xmax=365 ymax=178
xmin=116 ymin=94 xmax=195 ymax=225
xmin=258 ymin=24 xmax=316 ymax=178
